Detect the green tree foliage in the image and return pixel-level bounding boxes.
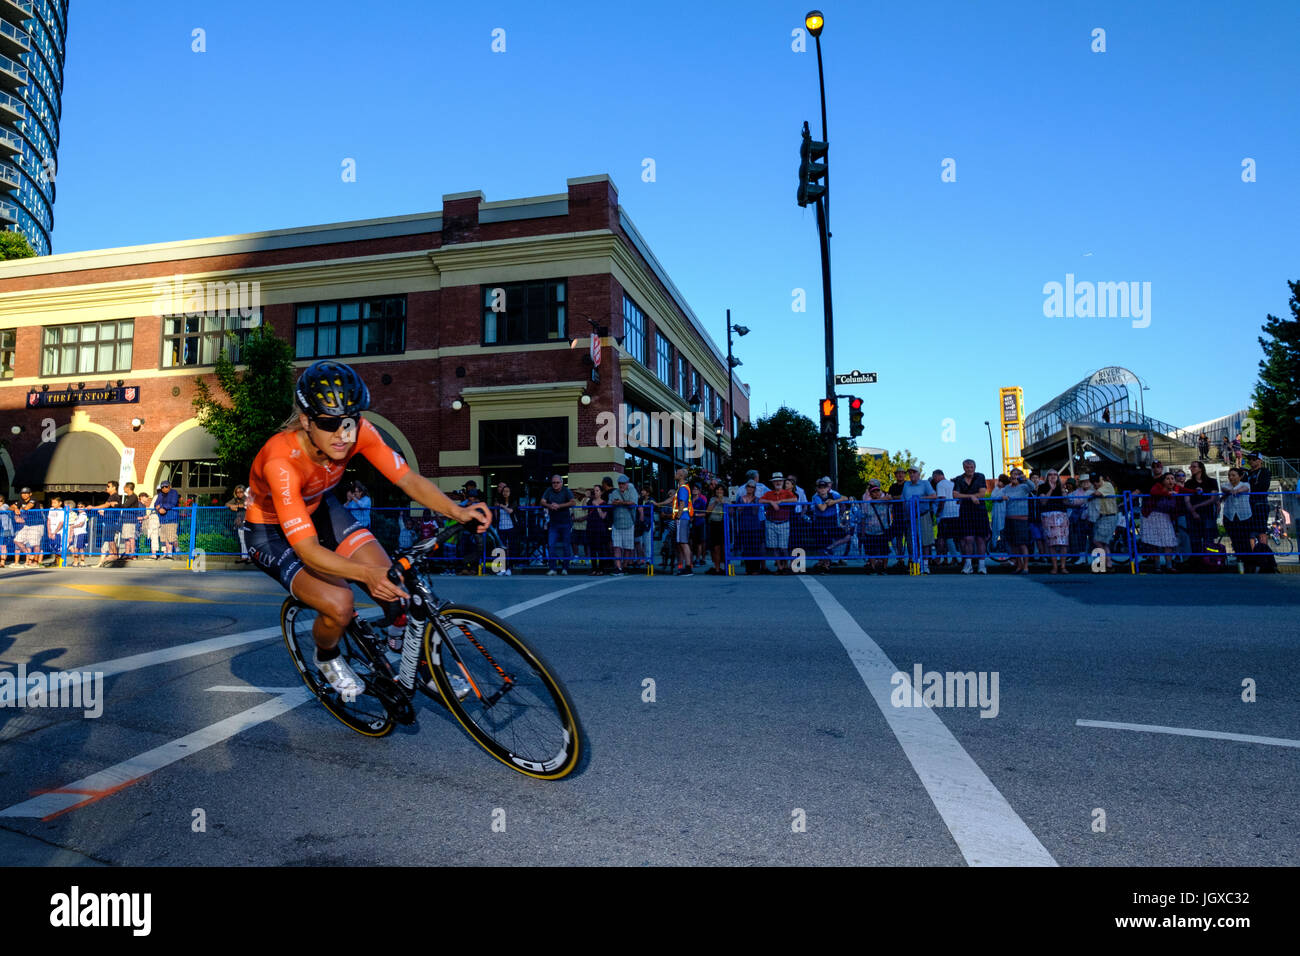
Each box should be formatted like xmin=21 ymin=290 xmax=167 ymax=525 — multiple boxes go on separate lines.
xmin=726 ymin=405 xmax=872 ymax=497
xmin=858 ymin=448 xmax=926 ymax=487
xmin=0 ymin=230 xmax=37 ymax=260
xmin=191 ymin=324 xmax=296 ymax=485
xmin=1249 ymin=280 xmax=1300 ymax=456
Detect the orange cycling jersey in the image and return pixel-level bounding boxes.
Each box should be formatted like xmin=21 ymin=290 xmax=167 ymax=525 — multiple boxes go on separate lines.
xmin=246 ymin=418 xmax=410 ymax=543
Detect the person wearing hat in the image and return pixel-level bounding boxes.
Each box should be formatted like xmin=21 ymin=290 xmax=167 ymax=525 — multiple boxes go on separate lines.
xmin=760 ymin=472 xmax=797 ymax=572
xmin=154 ymin=480 xmax=181 ymax=559
xmin=607 ymin=474 xmax=638 ymax=575
xmin=857 ymin=480 xmax=892 ymax=574
xmin=13 ymin=488 xmax=43 ymax=567
xmin=900 ymin=467 xmax=936 ymax=573
xmin=809 ymin=476 xmax=851 ymax=572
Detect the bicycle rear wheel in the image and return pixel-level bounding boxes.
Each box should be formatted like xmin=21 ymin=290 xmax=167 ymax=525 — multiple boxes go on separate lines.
xmin=281 ymin=598 xmax=395 ymax=737
xmin=424 ymin=604 xmax=582 ymax=780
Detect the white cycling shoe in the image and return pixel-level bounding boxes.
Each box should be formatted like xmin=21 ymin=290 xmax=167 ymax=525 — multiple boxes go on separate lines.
xmin=425 ymin=671 xmax=473 ymax=702
xmin=314 ymin=651 xmax=365 ymax=699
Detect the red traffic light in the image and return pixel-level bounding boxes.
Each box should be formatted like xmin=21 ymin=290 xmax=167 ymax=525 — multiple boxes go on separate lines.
xmin=849 ymin=397 xmax=863 ymax=410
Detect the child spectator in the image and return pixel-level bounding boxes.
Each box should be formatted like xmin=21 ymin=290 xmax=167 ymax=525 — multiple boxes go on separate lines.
xmin=69 ymin=502 xmax=89 ymax=566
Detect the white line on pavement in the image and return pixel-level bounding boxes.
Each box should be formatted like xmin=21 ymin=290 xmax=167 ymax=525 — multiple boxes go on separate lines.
xmin=2 ymin=627 xmax=282 ymax=709
xmin=0 ymin=687 xmax=312 ymax=819
xmin=490 ymin=577 xmax=612 ymax=619
xmin=1076 ymin=719 xmax=1300 ymax=749
xmin=799 ymin=577 xmax=1057 ymax=867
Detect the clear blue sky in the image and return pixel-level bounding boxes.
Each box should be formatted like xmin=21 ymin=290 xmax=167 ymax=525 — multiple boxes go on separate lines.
xmin=52 ymin=0 xmax=1298 ymax=474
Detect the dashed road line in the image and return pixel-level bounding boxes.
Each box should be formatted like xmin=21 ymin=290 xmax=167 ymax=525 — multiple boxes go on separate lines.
xmin=1077 ymin=719 xmax=1300 ymax=749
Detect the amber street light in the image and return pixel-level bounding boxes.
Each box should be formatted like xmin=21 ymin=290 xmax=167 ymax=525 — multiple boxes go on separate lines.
xmin=804 ymin=10 xmax=824 ymax=36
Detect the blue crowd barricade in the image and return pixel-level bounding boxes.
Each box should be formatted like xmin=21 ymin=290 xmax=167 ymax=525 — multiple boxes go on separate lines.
xmin=1127 ymin=490 xmax=1296 ymax=570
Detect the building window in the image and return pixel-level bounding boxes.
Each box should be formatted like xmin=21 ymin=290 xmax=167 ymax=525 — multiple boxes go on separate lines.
xmin=702 ymin=383 xmax=712 ymax=421
xmin=677 ymin=356 xmax=687 ymax=399
xmin=294 ymin=296 xmax=406 ymax=360
xmin=41 ymin=320 xmax=134 ymax=376
xmin=0 ymin=328 xmax=14 ymax=380
xmin=162 ymin=313 xmax=262 ymax=368
xmin=622 ymin=295 xmax=646 ymax=364
xmin=655 ymin=331 xmax=672 ymax=388
xmin=690 ymin=369 xmax=700 ymax=403
xmin=482 ymin=280 xmax=565 ymax=346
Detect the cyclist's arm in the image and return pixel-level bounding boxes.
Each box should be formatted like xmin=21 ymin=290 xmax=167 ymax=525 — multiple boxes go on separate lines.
xmin=394 ymin=470 xmax=491 ymax=532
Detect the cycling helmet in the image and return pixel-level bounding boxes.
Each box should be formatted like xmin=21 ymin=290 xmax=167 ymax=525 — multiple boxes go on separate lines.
xmin=295 ymin=361 xmax=370 ymax=417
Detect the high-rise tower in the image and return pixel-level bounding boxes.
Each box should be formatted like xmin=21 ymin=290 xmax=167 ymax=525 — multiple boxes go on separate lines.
xmin=0 ymin=0 xmax=67 ymax=256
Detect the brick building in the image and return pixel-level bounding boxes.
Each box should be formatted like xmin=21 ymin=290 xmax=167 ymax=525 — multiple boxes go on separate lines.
xmin=0 ymin=174 xmax=750 ymax=504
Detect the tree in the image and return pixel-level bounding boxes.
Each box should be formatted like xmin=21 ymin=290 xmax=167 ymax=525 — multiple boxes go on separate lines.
xmin=0 ymin=230 xmax=37 ymax=260
xmin=858 ymin=448 xmax=925 ymax=487
xmin=191 ymin=324 xmax=296 ymax=486
xmin=1249 ymin=280 xmax=1300 ymax=456
xmin=726 ymin=405 xmax=871 ymax=497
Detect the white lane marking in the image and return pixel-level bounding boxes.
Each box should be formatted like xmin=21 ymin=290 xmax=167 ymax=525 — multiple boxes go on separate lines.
xmin=3 ymin=627 xmax=281 ymax=708
xmin=0 ymin=686 xmax=312 ymax=819
xmin=207 ymin=685 xmax=303 ymax=694
xmin=1077 ymin=719 xmax=1300 ymax=749
xmin=800 ymin=577 xmax=1057 ymax=867
xmin=491 ymin=578 xmax=612 ymax=619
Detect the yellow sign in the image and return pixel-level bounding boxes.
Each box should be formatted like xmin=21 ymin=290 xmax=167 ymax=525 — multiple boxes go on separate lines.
xmin=998 ymin=387 xmax=1025 ymax=476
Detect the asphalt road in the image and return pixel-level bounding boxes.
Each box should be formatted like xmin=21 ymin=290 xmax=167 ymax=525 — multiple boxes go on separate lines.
xmin=1 ymin=565 xmax=1297 ymax=866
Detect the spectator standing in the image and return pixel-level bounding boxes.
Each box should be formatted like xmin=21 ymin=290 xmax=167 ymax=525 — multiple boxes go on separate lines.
xmin=857 ymin=480 xmax=892 ymax=574
xmin=607 ymin=475 xmax=638 ymax=576
xmin=1002 ymin=469 xmax=1035 ymax=574
xmin=1140 ymin=472 xmax=1180 ymax=572
xmin=119 ymin=482 xmax=140 ymax=561
xmin=227 ymin=484 xmax=250 ymax=563
xmin=139 ymin=492 xmax=161 ymax=558
xmin=44 ymin=495 xmax=66 ymax=566
xmin=95 ymin=482 xmax=122 ymax=567
xmin=1197 ymin=432 xmax=1210 ymax=460
xmin=635 ymin=486 xmax=655 ymax=568
xmin=901 ymin=467 xmax=936 ymax=573
xmin=154 ymin=480 xmax=181 ymax=559
xmin=1231 ymin=433 xmax=1243 ymax=467
xmin=931 ymin=469 xmax=959 ymax=568
xmin=1183 ymin=461 xmax=1219 ymax=564
xmin=1038 ymin=471 xmax=1071 ymax=573
xmin=583 ymin=485 xmax=610 ymax=575
xmin=1065 ymin=476 xmax=1093 ymax=566
xmin=541 ymin=474 xmax=575 ymax=575
xmin=704 ymin=483 xmax=729 ymax=574
xmin=0 ymin=496 xmax=14 ymax=568
xmin=809 ymin=477 xmax=850 ymax=573
xmin=988 ymin=475 xmax=1009 ymax=558
xmin=1221 ymin=467 xmax=1254 ymax=566
xmin=885 ymin=468 xmax=908 ymax=567
xmin=494 ymin=483 xmax=517 ymax=575
xmin=655 ymin=467 xmax=695 ymax=575
xmin=734 ymin=479 xmax=765 ymax=574
xmin=951 ymin=460 xmax=991 ymax=574
xmin=69 ymin=502 xmax=89 ymax=567
xmin=761 ymin=472 xmax=796 ymax=573
xmin=344 ymin=481 xmax=372 ymax=529
xmin=1245 ymin=452 xmax=1275 ymax=570
xmin=1090 ymin=471 xmax=1119 ymax=571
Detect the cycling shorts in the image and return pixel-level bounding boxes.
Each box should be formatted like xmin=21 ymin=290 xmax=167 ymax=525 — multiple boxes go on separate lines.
xmin=246 ymin=494 xmax=378 ymax=596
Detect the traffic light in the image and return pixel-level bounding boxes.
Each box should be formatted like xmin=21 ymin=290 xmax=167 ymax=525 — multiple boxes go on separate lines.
xmin=849 ymin=396 xmax=864 ymax=437
xmin=819 ymin=397 xmax=837 ymax=437
xmin=797 ymin=121 xmax=828 ymax=208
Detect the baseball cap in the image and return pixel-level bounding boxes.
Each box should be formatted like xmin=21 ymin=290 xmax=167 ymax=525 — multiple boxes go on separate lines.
xmin=1246 ymin=451 xmax=1261 ymax=459
xmin=1152 ymin=460 xmax=1162 ymax=467
xmin=616 ymin=474 xmax=630 ymax=484
xmin=160 ymin=479 xmax=171 ymax=487
xmin=20 ymin=486 xmax=32 ymax=493
xmin=816 ymin=476 xmax=831 ymax=486
xmin=868 ymin=479 xmax=882 ymax=488
xmin=907 ymin=466 xmax=919 ymax=473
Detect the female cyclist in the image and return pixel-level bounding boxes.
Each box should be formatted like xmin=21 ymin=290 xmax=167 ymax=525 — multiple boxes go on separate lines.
xmin=245 ymin=361 xmax=491 ymax=697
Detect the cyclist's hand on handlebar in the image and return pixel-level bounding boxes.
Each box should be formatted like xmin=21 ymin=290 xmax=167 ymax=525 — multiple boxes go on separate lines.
xmin=365 ymin=564 xmax=409 ymax=603
xmin=456 ymin=502 xmax=493 ymax=533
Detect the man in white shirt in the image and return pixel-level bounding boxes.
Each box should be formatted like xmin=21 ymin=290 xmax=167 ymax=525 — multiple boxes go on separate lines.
xmin=932 ymin=469 xmax=960 ymax=567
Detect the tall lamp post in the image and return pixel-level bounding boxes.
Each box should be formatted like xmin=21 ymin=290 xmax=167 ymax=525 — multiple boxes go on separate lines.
xmin=726 ymin=310 xmax=749 ymax=447
xmin=801 ymin=9 xmax=837 ymax=488
xmin=984 ymin=420 xmax=996 ymax=478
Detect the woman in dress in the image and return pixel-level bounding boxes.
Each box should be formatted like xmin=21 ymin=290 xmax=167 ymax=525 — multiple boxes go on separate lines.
xmin=1140 ymin=472 xmax=1180 ymax=572
xmin=1037 ymin=470 xmax=1071 ymax=574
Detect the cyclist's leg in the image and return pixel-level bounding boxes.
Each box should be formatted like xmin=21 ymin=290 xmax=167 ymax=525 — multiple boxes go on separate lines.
xmin=290 ymin=566 xmax=356 ymax=653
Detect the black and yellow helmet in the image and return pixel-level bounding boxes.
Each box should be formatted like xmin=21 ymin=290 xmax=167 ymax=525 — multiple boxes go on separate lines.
xmin=295 ymin=361 xmax=370 ymax=417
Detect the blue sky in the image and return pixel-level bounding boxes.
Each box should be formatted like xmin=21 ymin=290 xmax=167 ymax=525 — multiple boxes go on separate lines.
xmin=52 ymin=0 xmax=1298 ymax=474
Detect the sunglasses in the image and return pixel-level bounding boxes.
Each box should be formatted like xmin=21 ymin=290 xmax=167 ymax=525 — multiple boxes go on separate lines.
xmin=311 ymin=414 xmax=360 ymax=433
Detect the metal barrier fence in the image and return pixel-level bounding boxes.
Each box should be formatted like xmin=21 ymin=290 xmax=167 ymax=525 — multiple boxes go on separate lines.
xmin=4 ymin=492 xmax=1293 ymax=574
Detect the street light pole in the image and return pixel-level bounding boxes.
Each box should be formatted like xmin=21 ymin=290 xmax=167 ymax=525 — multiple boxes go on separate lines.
xmin=727 ymin=309 xmax=735 ymax=447
xmin=805 ymin=10 xmax=837 ymax=489
xmin=984 ymin=420 xmax=996 ymax=477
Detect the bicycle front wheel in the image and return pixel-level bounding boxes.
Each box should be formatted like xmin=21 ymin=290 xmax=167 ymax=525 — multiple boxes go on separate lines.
xmin=424 ymin=604 xmax=582 ymax=780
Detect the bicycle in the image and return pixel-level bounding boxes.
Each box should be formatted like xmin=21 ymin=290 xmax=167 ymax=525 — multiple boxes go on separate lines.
xmin=279 ymin=522 xmax=584 ymax=780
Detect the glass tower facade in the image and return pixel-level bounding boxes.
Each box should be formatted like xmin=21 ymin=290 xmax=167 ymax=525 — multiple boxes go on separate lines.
xmin=0 ymin=0 xmax=67 ymax=256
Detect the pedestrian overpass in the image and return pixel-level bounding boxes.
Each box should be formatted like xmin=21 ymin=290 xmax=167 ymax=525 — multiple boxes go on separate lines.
xmin=1021 ymin=367 xmax=1207 ymax=475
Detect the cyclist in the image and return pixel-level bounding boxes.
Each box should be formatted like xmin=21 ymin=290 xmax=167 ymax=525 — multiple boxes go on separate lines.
xmin=245 ymin=360 xmax=491 ymax=697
